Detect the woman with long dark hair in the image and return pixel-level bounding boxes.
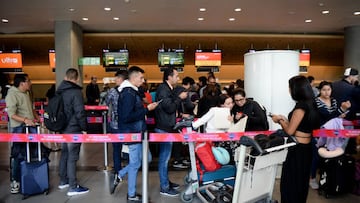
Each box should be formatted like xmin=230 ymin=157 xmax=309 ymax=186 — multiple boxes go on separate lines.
xmin=271 ymin=75 xmax=320 ymax=203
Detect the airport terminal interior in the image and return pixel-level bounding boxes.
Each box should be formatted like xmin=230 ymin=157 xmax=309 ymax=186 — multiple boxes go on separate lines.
xmin=1 ymin=1 xmax=360 ymax=203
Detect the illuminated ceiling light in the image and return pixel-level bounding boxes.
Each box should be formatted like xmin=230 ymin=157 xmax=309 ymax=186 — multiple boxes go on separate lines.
xmin=69 ymin=8 xmax=75 ymax=12
xmin=199 ymin=8 xmax=206 ymax=12
xmin=234 ymin=8 xmax=241 ymax=12
xmin=82 ymin=17 xmax=89 ymax=21
xmin=305 ymin=19 xmax=312 ymax=23
xmin=131 ymin=9 xmax=137 ymax=13
xmin=1 ymin=19 xmax=9 ymax=23
xmin=322 ymin=10 xmax=329 ymax=14
xmin=104 ymin=7 xmax=111 ymax=11
xmin=113 ymin=17 xmax=119 ymax=20
xmin=124 ymin=0 xmax=130 ymax=3
xmin=354 ymin=11 xmax=360 ymax=15
xmin=198 ymin=17 xmax=204 ymax=21
xmin=319 ymin=2 xmax=324 ymax=7
xmin=229 ymin=18 xmax=235 ymax=21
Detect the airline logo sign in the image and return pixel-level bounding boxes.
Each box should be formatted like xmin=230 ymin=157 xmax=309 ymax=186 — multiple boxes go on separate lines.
xmin=195 ymin=52 xmax=221 ymax=67
xmin=0 ymin=53 xmax=22 ymax=68
xmin=49 ymin=52 xmax=56 ymax=68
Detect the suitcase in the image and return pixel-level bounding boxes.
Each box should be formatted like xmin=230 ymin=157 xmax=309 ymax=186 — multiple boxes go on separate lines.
xmin=20 ymin=125 xmax=49 ymax=199
xmin=200 ymin=165 xmax=236 ymax=186
xmin=318 ymin=154 xmax=355 ymax=198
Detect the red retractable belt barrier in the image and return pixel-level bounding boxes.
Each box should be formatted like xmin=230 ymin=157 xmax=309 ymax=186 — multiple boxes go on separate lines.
xmin=342 ymin=120 xmax=360 ymax=127
xmin=84 ymin=105 xmax=109 ymax=111
xmin=0 ymin=129 xmax=358 ymax=143
xmin=0 ymin=133 xmax=141 ymax=143
xmin=149 ymin=130 xmax=274 ymax=142
xmin=312 ymin=129 xmax=360 ymax=138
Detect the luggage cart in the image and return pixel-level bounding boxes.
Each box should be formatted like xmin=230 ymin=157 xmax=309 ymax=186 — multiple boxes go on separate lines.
xmin=232 ymin=135 xmax=297 ymax=203
xmin=178 ymin=127 xmax=237 ymax=203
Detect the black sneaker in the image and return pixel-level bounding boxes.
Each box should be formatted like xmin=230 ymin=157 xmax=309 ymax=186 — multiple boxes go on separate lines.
xmin=160 ymin=187 xmax=179 ymax=197
xmin=127 ymin=193 xmax=142 ymax=202
xmin=109 ymin=173 xmax=122 ymax=194
xmin=169 ymin=181 xmax=180 ymax=190
xmin=67 ymin=185 xmax=89 ymax=196
xmin=182 ymin=159 xmax=191 ymax=166
xmin=172 ymin=160 xmax=189 ymax=169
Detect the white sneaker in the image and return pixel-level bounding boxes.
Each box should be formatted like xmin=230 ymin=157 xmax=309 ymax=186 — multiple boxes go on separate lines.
xmin=309 ymin=178 xmax=319 ymax=189
xmin=10 ymin=180 xmax=20 ymax=194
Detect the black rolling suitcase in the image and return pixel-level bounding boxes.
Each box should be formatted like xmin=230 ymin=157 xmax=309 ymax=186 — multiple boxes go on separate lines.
xmin=20 ymin=125 xmax=49 ymax=199
xmin=318 ymin=154 xmax=355 ymax=198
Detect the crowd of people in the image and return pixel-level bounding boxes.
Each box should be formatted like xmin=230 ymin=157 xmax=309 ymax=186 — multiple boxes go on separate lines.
xmin=3 ymin=66 xmax=360 ymax=202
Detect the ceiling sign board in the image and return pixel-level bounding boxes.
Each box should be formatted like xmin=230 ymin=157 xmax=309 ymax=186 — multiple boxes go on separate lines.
xmin=79 ymin=57 xmax=101 ymax=66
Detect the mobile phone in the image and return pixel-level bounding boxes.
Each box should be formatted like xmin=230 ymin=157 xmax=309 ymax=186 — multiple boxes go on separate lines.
xmin=157 ymin=99 xmax=163 ymax=104
xmin=268 ymin=112 xmax=273 ymax=117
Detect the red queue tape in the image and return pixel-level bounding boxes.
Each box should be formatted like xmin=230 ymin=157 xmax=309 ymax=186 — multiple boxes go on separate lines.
xmin=149 ymin=131 xmax=274 ymax=142
xmin=0 ymin=129 xmax=359 ymax=143
xmin=84 ymin=105 xmax=109 ymax=111
xmin=0 ymin=133 xmax=141 ymax=143
xmin=313 ymin=129 xmax=360 ymax=138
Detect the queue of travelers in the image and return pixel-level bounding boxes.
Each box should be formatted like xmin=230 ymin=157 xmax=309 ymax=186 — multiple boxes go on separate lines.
xmin=4 ymin=66 xmax=360 ymax=203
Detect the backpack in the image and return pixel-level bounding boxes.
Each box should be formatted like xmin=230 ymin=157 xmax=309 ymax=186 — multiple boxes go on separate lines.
xmin=43 ymin=92 xmax=67 ymax=132
xmin=195 ymin=142 xmax=221 ymax=182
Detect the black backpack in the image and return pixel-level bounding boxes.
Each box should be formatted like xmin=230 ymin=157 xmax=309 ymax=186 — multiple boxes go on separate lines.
xmin=43 ymin=92 xmax=67 ymax=132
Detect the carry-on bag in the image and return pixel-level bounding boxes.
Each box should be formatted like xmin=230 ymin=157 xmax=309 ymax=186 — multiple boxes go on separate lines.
xmin=318 ymin=154 xmax=355 ymax=198
xmin=20 ymin=125 xmax=49 ymax=199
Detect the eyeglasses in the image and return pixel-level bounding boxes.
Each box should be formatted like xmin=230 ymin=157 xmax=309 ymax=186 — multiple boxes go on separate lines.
xmin=235 ymin=98 xmax=245 ymax=102
xmin=24 ymin=80 xmax=31 ymax=83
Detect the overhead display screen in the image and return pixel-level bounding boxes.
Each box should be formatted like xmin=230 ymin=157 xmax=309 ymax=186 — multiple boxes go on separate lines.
xmin=158 ymin=49 xmax=184 ymax=67
xmin=103 ymin=49 xmax=129 ymax=67
xmin=299 ymin=49 xmax=310 ymax=67
xmin=195 ymin=49 xmax=222 ymax=67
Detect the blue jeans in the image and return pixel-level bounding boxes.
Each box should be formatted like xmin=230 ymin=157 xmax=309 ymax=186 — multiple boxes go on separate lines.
xmin=154 ymin=128 xmax=173 ymax=190
xmin=10 ymin=125 xmax=37 ymax=182
xmin=118 ymin=143 xmax=152 ymax=197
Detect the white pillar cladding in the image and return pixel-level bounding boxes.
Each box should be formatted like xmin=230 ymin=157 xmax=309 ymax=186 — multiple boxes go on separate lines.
xmin=244 ymin=50 xmax=299 ymax=130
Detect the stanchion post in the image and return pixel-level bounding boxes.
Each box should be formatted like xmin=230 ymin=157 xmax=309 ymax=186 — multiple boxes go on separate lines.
xmin=232 ymin=145 xmax=247 ymax=203
xmin=142 ymin=131 xmax=148 ymax=203
xmin=102 ymin=110 xmax=110 ymax=171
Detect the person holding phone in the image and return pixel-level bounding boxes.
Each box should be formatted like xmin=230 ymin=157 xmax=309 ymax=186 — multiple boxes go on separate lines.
xmin=154 ymin=67 xmax=188 ymax=197
xmin=110 ymin=66 xmax=158 ymax=202
xmin=271 ymin=76 xmax=320 ymax=203
xmin=231 ymin=88 xmax=268 ymax=131
xmin=310 ymin=81 xmax=351 ymax=189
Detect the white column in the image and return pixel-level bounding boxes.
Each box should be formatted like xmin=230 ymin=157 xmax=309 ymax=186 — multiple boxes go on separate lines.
xmin=244 ymin=50 xmax=299 ymax=130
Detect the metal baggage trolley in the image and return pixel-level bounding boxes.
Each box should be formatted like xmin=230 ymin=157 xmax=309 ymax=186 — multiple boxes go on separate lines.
xmin=232 ymin=135 xmax=297 ymax=203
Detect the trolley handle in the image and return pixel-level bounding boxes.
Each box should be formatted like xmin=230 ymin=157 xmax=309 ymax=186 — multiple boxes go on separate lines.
xmin=239 ymin=136 xmax=265 ymax=155
xmin=272 ymin=129 xmax=298 ymax=144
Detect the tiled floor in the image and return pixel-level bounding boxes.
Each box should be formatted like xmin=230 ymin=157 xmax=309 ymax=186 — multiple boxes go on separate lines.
xmin=0 ymin=128 xmax=359 ymax=203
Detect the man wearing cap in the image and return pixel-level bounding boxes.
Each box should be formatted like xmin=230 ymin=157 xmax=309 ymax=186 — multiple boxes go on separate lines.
xmin=332 ymin=68 xmax=359 ymax=154
xmin=331 ymin=67 xmax=358 ymax=104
